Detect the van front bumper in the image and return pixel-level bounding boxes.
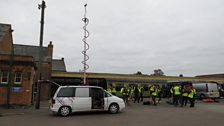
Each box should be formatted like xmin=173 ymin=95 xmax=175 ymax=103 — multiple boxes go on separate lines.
xmin=119 ymin=102 xmax=126 ymax=111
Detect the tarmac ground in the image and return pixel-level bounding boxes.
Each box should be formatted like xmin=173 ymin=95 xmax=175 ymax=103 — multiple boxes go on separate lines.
xmin=0 ymin=98 xmax=224 ymax=126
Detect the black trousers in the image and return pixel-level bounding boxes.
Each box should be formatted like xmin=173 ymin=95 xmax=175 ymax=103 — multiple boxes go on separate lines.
xmin=173 ymin=95 xmax=180 ymax=105
xmin=189 ymin=97 xmax=195 ymax=107
xmin=158 ymin=93 xmax=162 ymax=102
xmin=123 ymin=95 xmax=129 ymax=103
xmin=134 ymin=93 xmax=140 ymax=103
xmin=140 ymin=93 xmax=143 ymax=102
xmin=152 ymin=95 xmax=157 ymax=105
xmin=181 ymin=96 xmax=188 ymax=107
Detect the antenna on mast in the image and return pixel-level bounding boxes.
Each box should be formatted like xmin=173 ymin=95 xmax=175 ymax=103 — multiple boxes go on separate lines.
xmin=81 ymin=3 xmax=90 ymax=85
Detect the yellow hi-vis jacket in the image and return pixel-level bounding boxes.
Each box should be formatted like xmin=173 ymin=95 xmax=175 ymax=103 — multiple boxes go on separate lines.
xmin=182 ymin=89 xmax=188 ymax=97
xmin=173 ymin=86 xmax=181 ymax=95
xmin=107 ymin=88 xmax=112 ymax=93
xmin=150 ymin=86 xmax=157 ymax=96
xmin=170 ymin=87 xmax=173 ymax=94
xmin=182 ymin=92 xmax=188 ymax=97
xmin=188 ymin=89 xmax=194 ymax=98
xmin=120 ymin=88 xmax=128 ymax=95
xmin=193 ymin=89 xmax=196 ymax=96
xmin=111 ymin=88 xmax=116 ymax=94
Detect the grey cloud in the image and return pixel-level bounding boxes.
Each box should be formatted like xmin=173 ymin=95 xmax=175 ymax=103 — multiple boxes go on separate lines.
xmin=1 ymin=0 xmax=224 ymax=76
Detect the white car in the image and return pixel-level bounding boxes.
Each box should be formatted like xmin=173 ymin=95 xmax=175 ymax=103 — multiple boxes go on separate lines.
xmin=50 ymin=86 xmax=125 ymax=116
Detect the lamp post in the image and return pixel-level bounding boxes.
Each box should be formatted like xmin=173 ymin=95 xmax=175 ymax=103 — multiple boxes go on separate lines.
xmin=35 ymin=0 xmax=46 ymax=109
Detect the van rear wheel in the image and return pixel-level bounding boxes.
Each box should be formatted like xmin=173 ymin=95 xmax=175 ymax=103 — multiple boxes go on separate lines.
xmin=59 ymin=106 xmax=71 ymax=117
xmin=109 ymin=103 xmax=119 ymax=114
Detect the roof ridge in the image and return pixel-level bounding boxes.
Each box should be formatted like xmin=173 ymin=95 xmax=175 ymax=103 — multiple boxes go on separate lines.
xmin=14 ymin=44 xmax=48 ymax=48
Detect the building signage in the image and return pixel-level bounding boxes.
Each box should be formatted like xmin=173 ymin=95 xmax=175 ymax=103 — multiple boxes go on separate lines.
xmin=11 ymin=87 xmax=22 ymax=93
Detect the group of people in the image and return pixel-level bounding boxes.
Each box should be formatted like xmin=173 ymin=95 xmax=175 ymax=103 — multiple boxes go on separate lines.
xmin=169 ymin=84 xmax=197 ymax=107
xmin=107 ymin=84 xmax=163 ymax=105
xmin=120 ymin=84 xmax=145 ymax=104
xmin=148 ymin=85 xmax=163 ymax=106
xmin=107 ymin=84 xmax=145 ymax=104
xmin=107 ymin=84 xmax=197 ymax=107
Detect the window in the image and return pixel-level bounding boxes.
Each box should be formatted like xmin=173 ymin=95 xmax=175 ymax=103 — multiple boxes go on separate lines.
xmin=14 ymin=72 xmax=22 ymax=84
xmin=1 ymin=71 xmax=8 ymax=83
xmin=91 ymin=88 xmax=104 ymax=98
xmin=75 ymin=88 xmax=89 ymax=97
xmin=57 ymin=87 xmax=76 ymax=97
xmin=104 ymin=90 xmax=112 ymax=97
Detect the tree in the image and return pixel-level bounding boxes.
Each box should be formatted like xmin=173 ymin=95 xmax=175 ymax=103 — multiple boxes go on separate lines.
xmin=134 ymin=71 xmax=142 ymax=75
xmin=152 ymin=69 xmax=164 ymax=76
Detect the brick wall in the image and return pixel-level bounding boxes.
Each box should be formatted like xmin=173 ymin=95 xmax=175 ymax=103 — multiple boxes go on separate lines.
xmin=0 ymin=25 xmax=13 ymax=55
xmin=0 ymin=87 xmax=7 ymax=104
xmin=0 ymin=55 xmax=36 ymax=106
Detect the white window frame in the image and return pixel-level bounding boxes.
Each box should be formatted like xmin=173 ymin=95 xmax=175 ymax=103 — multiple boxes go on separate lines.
xmin=1 ymin=71 xmax=9 ymax=84
xmin=14 ymin=72 xmax=22 ymax=84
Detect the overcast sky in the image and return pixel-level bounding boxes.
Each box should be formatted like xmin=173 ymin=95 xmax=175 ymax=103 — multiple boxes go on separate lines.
xmin=1 ymin=0 xmax=224 ymax=76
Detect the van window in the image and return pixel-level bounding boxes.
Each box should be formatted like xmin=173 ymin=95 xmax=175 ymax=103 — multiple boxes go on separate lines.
xmin=75 ymin=88 xmax=89 ymax=97
xmin=57 ymin=87 xmax=75 ymax=97
xmin=193 ymin=84 xmax=206 ymax=92
xmin=91 ymin=88 xmax=104 ymax=98
xmin=104 ymin=90 xmax=112 ymax=97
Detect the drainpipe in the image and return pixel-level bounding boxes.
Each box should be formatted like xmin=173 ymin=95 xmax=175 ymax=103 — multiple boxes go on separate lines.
xmin=7 ymin=28 xmax=14 ymax=108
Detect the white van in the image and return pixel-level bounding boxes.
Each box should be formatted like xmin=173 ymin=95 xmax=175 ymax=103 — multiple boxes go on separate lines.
xmin=193 ymin=83 xmax=220 ymax=99
xmin=50 ymin=86 xmax=125 ymax=116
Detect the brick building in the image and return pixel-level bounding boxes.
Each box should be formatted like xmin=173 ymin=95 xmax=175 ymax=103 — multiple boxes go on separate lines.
xmin=14 ymin=42 xmax=53 ymax=100
xmin=52 ymin=58 xmax=66 ymax=72
xmin=0 ymin=23 xmax=35 ymax=106
xmin=0 ymin=23 xmax=53 ymax=106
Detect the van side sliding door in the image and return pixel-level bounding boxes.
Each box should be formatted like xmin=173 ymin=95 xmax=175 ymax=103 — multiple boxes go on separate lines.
xmin=90 ymin=88 xmax=104 ymax=109
xmin=74 ymin=87 xmax=91 ymax=111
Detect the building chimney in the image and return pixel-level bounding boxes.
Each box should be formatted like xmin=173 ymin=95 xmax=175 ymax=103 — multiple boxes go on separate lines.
xmin=47 ymin=41 xmax=53 ymax=58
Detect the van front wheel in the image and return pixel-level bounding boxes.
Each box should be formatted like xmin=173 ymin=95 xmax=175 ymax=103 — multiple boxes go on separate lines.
xmin=109 ymin=103 xmax=119 ymax=114
xmin=59 ymin=106 xmax=71 ymax=117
